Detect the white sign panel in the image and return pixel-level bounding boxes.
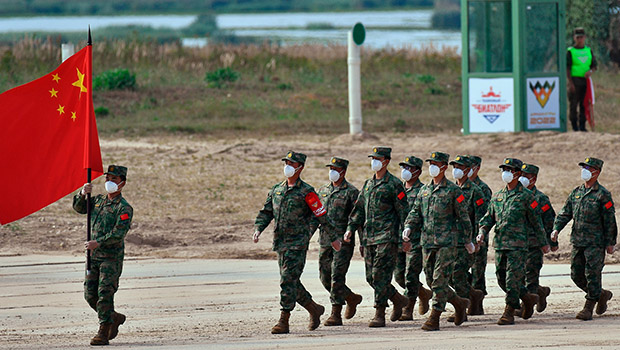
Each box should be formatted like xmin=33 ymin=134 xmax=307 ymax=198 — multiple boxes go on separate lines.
xmin=526 ymin=77 xmax=560 ymax=129
xmin=469 ymin=78 xmax=514 ymax=133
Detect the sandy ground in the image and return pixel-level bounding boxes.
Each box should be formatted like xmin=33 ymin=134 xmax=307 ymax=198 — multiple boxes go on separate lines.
xmin=2 ymin=254 xmax=620 ymax=349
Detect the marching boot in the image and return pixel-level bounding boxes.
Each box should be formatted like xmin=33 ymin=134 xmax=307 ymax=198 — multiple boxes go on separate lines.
xmin=497 ymin=305 xmax=515 ymax=325
xmin=421 ymin=309 xmax=441 ymax=331
xmin=90 ymin=323 xmax=111 ymax=346
xmin=468 ymin=289 xmax=484 ymax=315
xmin=302 ymin=300 xmax=325 ymax=331
xmin=447 ymin=295 xmax=469 ymax=326
xmin=596 ymin=289 xmax=613 ymax=315
xmin=536 ymin=286 xmax=551 ymax=313
xmin=399 ymin=298 xmax=416 ymax=321
xmin=389 ymin=291 xmax=409 ymax=322
xmin=271 ymin=311 xmax=290 ymax=334
xmin=368 ymin=306 xmax=386 ymax=327
xmin=576 ymin=299 xmax=596 ymax=320
xmin=520 ymin=293 xmax=539 ymax=320
xmin=418 ymin=286 xmax=432 ymax=315
xmin=324 ymin=305 xmax=343 ymax=326
xmin=344 ymin=292 xmax=363 ymax=319
xmin=108 ymin=312 xmax=126 ymax=340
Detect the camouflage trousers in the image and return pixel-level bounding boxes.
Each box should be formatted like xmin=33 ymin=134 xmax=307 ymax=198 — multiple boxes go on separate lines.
xmin=364 ymin=243 xmax=398 ymax=308
xmin=394 ymin=251 xmax=407 ymax=289
xmin=423 ymin=246 xmax=457 ymax=312
xmin=84 ymin=257 xmax=123 ymax=324
xmin=404 ymin=246 xmax=424 ymax=300
xmin=278 ymin=249 xmax=312 ymax=311
xmin=470 ymin=243 xmax=488 ymax=295
xmin=450 ymin=246 xmax=473 ymax=299
xmin=495 ymin=249 xmax=527 ymax=309
xmin=319 ymin=244 xmax=354 ymax=305
xmin=571 ymin=245 xmax=605 ymax=301
xmin=525 ymin=246 xmax=544 ymax=294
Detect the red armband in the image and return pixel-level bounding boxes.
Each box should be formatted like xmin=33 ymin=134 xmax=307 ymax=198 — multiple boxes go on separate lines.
xmin=456 ymin=194 xmax=465 ymax=203
xmin=120 ymin=213 xmax=129 ymax=221
xmin=605 ymin=201 xmax=613 ymax=210
xmin=305 ymin=192 xmax=326 ymax=217
xmin=476 ymin=198 xmax=484 ymax=206
xmin=541 ymin=204 xmax=550 ymax=212
xmin=530 ymin=201 xmax=538 ymax=209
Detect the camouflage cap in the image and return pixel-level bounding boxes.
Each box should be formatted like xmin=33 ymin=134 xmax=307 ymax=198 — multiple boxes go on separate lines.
xmin=499 ymin=158 xmax=523 ymax=170
xmin=449 ymin=155 xmax=472 ymax=167
xmin=399 ymin=155 xmax=423 ymax=169
xmin=282 ymin=150 xmax=307 ymax=164
xmin=426 ymin=151 xmax=450 ymax=164
xmin=579 ymin=157 xmax=603 ymax=170
xmin=368 ymin=146 xmax=392 ymax=159
xmin=326 ymin=156 xmax=349 ymax=169
xmin=105 ymin=164 xmax=127 ymax=178
xmin=574 ymin=27 xmax=585 ymax=36
xmin=468 ymin=155 xmax=482 ymax=166
xmin=521 ymin=163 xmax=540 ymax=175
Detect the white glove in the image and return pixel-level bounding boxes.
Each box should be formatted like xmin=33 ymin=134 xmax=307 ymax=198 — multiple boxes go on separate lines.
xmin=465 ymin=242 xmax=475 ymax=254
xmin=476 ymin=233 xmax=484 ymax=245
xmin=550 ymin=230 xmax=559 ymax=242
xmin=253 ymin=230 xmax=261 ymax=243
xmin=344 ymin=231 xmax=352 ymax=243
xmin=402 ymin=228 xmax=411 ymax=242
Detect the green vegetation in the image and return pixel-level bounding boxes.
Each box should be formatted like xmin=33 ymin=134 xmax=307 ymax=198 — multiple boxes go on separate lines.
xmin=94 ymin=68 xmax=137 ymax=90
xmin=205 ymin=67 xmax=240 ymax=88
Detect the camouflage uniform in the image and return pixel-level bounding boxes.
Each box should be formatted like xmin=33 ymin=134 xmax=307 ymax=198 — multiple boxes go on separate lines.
xmin=73 ymin=165 xmax=133 ymax=325
xmin=468 ymin=155 xmax=492 ymax=296
xmin=347 ymin=147 xmax=408 ymax=308
xmin=478 ymin=159 xmax=547 ymax=310
xmin=404 ymin=152 xmax=472 ymax=312
xmin=553 ymin=157 xmax=617 ymax=301
xmin=312 ymin=157 xmax=360 ymax=306
xmin=255 ymin=152 xmax=332 ymax=312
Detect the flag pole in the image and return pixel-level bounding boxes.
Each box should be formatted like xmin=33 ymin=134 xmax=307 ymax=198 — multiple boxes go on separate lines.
xmin=86 ymin=27 xmax=93 ymax=275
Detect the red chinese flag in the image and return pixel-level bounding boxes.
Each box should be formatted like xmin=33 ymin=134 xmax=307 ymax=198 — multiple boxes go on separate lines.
xmin=0 ymin=45 xmax=103 ymax=225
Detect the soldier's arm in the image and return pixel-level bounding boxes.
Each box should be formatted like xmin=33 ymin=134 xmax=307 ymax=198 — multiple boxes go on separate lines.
xmin=254 ymin=187 xmax=275 ymax=233
xmin=72 ymin=191 xmax=90 ymax=214
xmin=96 ymin=206 xmax=133 ymax=247
xmin=478 ymin=202 xmax=495 ymax=239
xmin=346 ymin=183 xmax=366 ymax=233
xmin=541 ymin=198 xmax=558 ymax=247
xmin=404 ymin=195 xmax=423 ymax=245
xmin=553 ymin=191 xmax=574 ymax=232
xmin=473 ymin=188 xmax=488 ymax=233
xmin=527 ymin=195 xmax=548 ymax=248
xmin=394 ymin=182 xmax=409 ymax=230
xmin=601 ymin=194 xmax=618 ymax=247
xmin=455 ymin=189 xmax=473 ymax=243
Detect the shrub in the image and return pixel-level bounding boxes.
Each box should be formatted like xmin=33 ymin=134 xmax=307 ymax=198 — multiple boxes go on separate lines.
xmin=205 ymin=67 xmax=240 ymax=88
xmin=94 ymin=68 xmax=136 ymax=90
xmin=95 ymin=106 xmax=110 ymax=116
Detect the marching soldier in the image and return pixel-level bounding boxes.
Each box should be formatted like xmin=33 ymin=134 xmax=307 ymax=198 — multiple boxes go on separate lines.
xmin=551 ymin=157 xmax=617 ymax=320
xmin=74 ymin=165 xmax=133 ymax=346
xmin=478 ymin=158 xmax=550 ymax=326
xmin=344 ymin=146 xmax=409 ymax=327
xmin=311 ymin=157 xmax=363 ymax=326
xmin=402 ymin=152 xmax=473 ymax=331
xmin=253 ymin=151 xmax=339 ymax=334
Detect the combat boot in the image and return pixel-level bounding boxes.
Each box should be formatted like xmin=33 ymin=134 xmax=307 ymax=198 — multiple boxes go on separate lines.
xmin=108 ymin=312 xmax=126 ymax=340
xmin=388 ymin=291 xmax=409 ymax=321
xmin=324 ymin=305 xmax=343 ymax=326
xmin=421 ymin=309 xmax=441 ymax=331
xmin=520 ymin=293 xmax=539 ymax=320
xmin=536 ymin=286 xmax=551 ymax=313
xmin=302 ymin=299 xmax=325 ymax=331
xmin=344 ymin=292 xmax=363 ymax=319
xmin=90 ymin=323 xmax=111 ymax=346
xmin=596 ymin=289 xmax=613 ymax=315
xmin=418 ymin=286 xmax=432 ymax=315
xmin=497 ymin=305 xmax=515 ymax=325
xmin=468 ymin=289 xmax=484 ymax=315
xmin=368 ymin=306 xmax=386 ymax=327
xmin=399 ymin=298 xmax=416 ymax=321
xmin=271 ymin=311 xmax=290 ymax=334
xmin=447 ymin=295 xmax=469 ymax=326
xmin=576 ymin=299 xmax=596 ymax=320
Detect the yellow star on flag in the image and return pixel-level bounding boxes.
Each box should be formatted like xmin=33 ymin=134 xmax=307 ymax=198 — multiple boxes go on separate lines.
xmin=49 ymin=88 xmax=58 ymax=98
xmin=57 ymin=105 xmax=65 ymax=115
xmin=71 ymin=112 xmax=77 ymax=121
xmin=72 ymin=68 xmax=87 ymax=93
xmin=52 ymin=74 xmax=60 ymax=83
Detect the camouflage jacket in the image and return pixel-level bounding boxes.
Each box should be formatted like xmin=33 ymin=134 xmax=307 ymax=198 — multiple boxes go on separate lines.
xmin=346 ymin=171 xmax=408 ymax=246
xmin=472 ymin=176 xmax=492 ymax=202
xmin=479 ymin=182 xmax=546 ymax=250
xmin=311 ymin=179 xmax=359 ymax=247
xmin=404 ymin=177 xmax=472 ymax=248
xmin=404 ymin=179 xmax=424 ymax=210
xmin=255 ymin=178 xmax=330 ymax=252
xmin=528 ymin=186 xmax=557 ymax=248
xmin=553 ymin=182 xmax=618 ymax=248
xmin=457 ymin=179 xmax=488 ymax=246
xmin=73 ymin=193 xmax=133 ymax=260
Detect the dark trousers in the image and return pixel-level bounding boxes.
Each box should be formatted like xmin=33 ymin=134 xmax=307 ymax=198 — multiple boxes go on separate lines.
xmin=569 ymin=77 xmax=587 ymax=131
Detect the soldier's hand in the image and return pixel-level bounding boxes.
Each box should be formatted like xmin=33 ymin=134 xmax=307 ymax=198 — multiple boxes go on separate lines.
xmin=551 ymin=245 xmax=559 ymax=252
xmin=359 ymin=246 xmax=364 ymax=257
xmin=402 ymin=228 xmax=411 ymax=242
xmin=253 ymin=230 xmax=261 ymax=243
xmin=607 ymin=245 xmax=615 ymax=254
xmin=402 ymin=241 xmax=412 ymax=252
xmin=84 ymin=240 xmax=99 ymax=250
xmin=541 ymin=245 xmax=551 ymax=254
xmin=550 ymin=230 xmax=559 ymax=243
xmin=331 ymin=239 xmax=342 ymax=252
xmin=476 ymin=233 xmax=484 ymax=245
xmin=465 ymin=242 xmax=475 ymax=254
xmin=343 ymin=231 xmax=352 ymax=243
xmin=81 ymin=183 xmax=92 ymax=196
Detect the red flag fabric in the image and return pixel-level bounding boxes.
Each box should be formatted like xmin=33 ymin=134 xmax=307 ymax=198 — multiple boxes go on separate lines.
xmin=0 ymin=45 xmax=103 ymax=225
xmin=584 ymin=77 xmax=595 ymax=130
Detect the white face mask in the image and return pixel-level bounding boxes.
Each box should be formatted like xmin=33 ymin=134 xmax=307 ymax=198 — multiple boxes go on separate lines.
xmin=401 ymin=168 xmax=412 ymax=182
xmin=283 ymin=164 xmax=300 ymax=178
xmin=329 ymin=169 xmax=341 ymax=182
xmin=429 ymin=164 xmax=441 ymax=178
xmin=581 ymin=168 xmax=592 ymax=182
xmin=371 ymin=159 xmax=383 ymax=172
xmin=468 ymin=168 xmax=475 ymax=178
xmin=452 ymin=168 xmax=464 ymax=180
xmin=501 ymin=170 xmax=514 ymax=184
xmin=105 ymin=181 xmax=119 ymax=194
xmin=518 ymin=176 xmax=530 ymax=188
